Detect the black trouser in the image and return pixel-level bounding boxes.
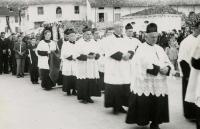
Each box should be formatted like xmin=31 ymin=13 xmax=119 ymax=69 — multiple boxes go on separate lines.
xmin=24 ymin=56 xmax=30 ymax=73
xmin=196 ymin=107 xmax=200 ymax=129
xmin=182 ymin=77 xmax=196 ymax=119
xmin=40 ymin=69 xmax=55 ymax=90
xmin=9 ymin=53 xmax=16 ymax=74
xmin=30 ymin=65 xmax=39 ymax=83
xmin=2 ymin=54 xmax=8 ymax=73
xmin=0 ymin=55 xmax=2 ymax=74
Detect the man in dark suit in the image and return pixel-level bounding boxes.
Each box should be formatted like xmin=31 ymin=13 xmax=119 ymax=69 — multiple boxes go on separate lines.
xmin=8 ymin=33 xmax=17 ymax=75
xmin=0 ymin=32 xmax=9 ymax=74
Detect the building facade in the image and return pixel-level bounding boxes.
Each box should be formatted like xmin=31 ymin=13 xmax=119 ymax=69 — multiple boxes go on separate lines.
xmin=1 ymin=0 xmax=200 ymax=32
xmin=0 ymin=7 xmax=23 ymax=34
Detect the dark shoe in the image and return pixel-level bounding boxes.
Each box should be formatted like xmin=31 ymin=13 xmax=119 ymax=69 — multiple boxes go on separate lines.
xmin=72 ymin=90 xmax=77 ymax=95
xmin=81 ymin=100 xmax=88 ymax=104
xmin=44 ymin=87 xmax=52 ymax=91
xmin=113 ymin=108 xmax=119 ymax=114
xmin=87 ymin=98 xmax=94 ymax=103
xmin=118 ymin=107 xmax=127 ymax=113
xmin=17 ymin=75 xmax=21 ymax=78
xmin=35 ymin=82 xmax=39 ymax=84
xmin=32 ymin=82 xmax=35 ymax=84
xmin=150 ymin=123 xmax=160 ymax=129
xmin=67 ymin=91 xmax=71 ymax=96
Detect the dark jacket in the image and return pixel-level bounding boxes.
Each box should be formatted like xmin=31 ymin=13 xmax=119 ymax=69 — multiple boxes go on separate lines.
xmin=0 ymin=38 xmax=9 ymax=55
xmin=28 ymin=45 xmax=38 ymax=67
xmin=13 ymin=41 xmax=27 ymax=59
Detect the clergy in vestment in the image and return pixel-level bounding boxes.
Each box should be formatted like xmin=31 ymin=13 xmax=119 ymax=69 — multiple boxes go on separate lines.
xmin=184 ymin=18 xmax=200 ymax=129
xmin=103 ymin=22 xmax=136 ymax=114
xmin=61 ymin=29 xmax=77 ymax=96
xmin=124 ymin=23 xmax=141 ymax=54
xmin=178 ymin=14 xmax=200 ymax=120
xmin=36 ymin=29 xmax=57 ymax=90
xmin=28 ymin=37 xmax=39 ymax=84
xmin=92 ymin=28 xmax=105 ymax=91
xmin=126 ymin=23 xmax=172 ymax=129
xmin=76 ymin=26 xmax=101 ymax=104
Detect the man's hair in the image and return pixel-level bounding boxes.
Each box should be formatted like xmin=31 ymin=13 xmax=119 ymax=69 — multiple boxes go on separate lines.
xmin=146 ymin=23 xmax=157 ymax=33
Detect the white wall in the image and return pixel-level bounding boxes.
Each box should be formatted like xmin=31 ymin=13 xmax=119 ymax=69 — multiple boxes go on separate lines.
xmin=122 ymin=14 xmax=182 ymax=33
xmin=0 ymin=16 xmax=21 ymax=34
xmin=26 ymin=3 xmax=87 ymax=29
xmin=91 ymin=6 xmax=146 ymax=23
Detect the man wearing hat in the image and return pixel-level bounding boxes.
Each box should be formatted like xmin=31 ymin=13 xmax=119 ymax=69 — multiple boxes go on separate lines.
xmin=61 ymin=29 xmax=77 ymax=96
xmin=76 ymin=26 xmax=101 ymax=104
xmin=126 ymin=23 xmax=172 ymax=129
xmin=178 ymin=13 xmax=200 ymax=120
xmin=124 ymin=23 xmax=141 ymax=53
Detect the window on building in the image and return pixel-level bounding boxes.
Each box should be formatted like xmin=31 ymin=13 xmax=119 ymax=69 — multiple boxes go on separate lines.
xmin=56 ymin=7 xmax=62 ymax=18
xmin=74 ymin=6 xmax=80 ymax=14
xmin=15 ymin=16 xmax=18 ymax=23
xmin=114 ymin=7 xmax=121 ymax=9
xmin=98 ymin=7 xmax=104 ymax=9
xmin=98 ymin=13 xmax=104 ymax=22
xmin=34 ymin=22 xmax=44 ymax=29
xmin=114 ymin=13 xmax=121 ymax=22
xmin=38 ymin=7 xmax=44 ymax=15
xmin=15 ymin=27 xmax=20 ymax=33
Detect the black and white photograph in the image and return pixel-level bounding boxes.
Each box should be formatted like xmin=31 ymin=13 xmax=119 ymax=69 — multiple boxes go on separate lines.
xmin=0 ymin=0 xmax=200 ymax=129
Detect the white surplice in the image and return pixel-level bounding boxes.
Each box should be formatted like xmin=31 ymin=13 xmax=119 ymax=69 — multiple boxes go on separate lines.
xmin=178 ymin=34 xmax=200 ymax=76
xmin=130 ymin=43 xmax=173 ymax=97
xmin=185 ymin=38 xmax=200 ymax=107
xmin=61 ymin=41 xmax=78 ymax=76
xmin=75 ymin=38 xmax=100 ymax=79
xmin=36 ymin=40 xmax=57 ymax=69
xmin=103 ymin=35 xmax=140 ymax=85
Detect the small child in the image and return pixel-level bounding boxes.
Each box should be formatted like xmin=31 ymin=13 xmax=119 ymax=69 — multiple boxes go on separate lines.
xmin=165 ymin=35 xmax=179 ymax=71
xmin=29 ymin=37 xmax=39 ymax=84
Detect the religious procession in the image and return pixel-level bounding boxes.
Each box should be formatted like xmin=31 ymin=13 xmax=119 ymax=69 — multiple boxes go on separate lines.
xmin=0 ymin=0 xmax=200 ymax=129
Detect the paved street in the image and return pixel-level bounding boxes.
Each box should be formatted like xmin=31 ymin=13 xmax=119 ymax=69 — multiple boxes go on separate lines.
xmin=0 ymin=74 xmax=195 ymax=129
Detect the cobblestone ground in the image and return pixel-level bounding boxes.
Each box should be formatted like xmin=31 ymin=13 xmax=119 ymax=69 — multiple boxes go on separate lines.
xmin=0 ymin=74 xmax=196 ymax=129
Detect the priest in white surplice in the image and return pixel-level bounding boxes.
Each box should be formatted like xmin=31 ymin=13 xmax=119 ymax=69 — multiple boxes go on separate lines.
xmin=178 ymin=14 xmax=200 ymax=120
xmin=126 ymin=23 xmax=172 ymax=129
xmin=103 ymin=22 xmax=139 ymax=114
xmin=61 ymin=29 xmax=77 ymax=96
xmin=185 ymin=17 xmax=200 ymax=129
xmin=76 ymin=26 xmax=101 ymax=104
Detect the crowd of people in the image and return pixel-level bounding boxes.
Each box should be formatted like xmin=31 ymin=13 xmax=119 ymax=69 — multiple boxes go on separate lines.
xmin=0 ymin=17 xmax=199 ymax=129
